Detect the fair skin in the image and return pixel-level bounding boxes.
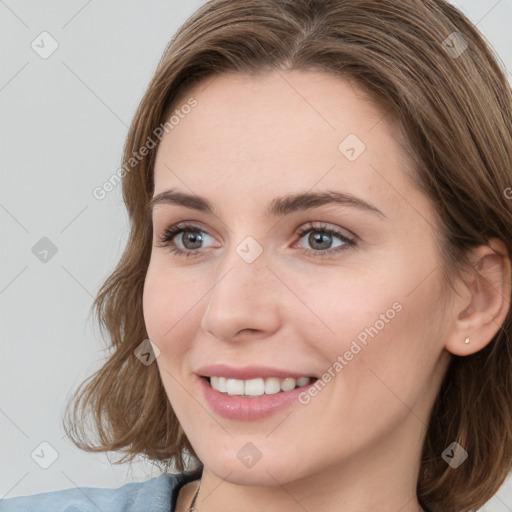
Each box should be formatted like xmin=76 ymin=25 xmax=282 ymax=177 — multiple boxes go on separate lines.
xmin=143 ymin=70 xmax=510 ymax=512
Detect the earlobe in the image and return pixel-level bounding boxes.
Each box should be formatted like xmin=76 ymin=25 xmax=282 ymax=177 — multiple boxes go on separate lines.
xmin=444 ymin=238 xmax=511 ymax=357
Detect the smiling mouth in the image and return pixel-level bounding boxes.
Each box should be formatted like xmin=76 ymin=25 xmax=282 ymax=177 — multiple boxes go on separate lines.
xmin=203 ymin=375 xmax=318 ymax=397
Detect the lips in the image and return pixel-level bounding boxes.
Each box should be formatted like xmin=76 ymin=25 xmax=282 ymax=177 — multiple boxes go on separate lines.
xmin=195 ymin=364 xmax=320 ymax=420
xmin=198 ymin=374 xmax=317 ymax=420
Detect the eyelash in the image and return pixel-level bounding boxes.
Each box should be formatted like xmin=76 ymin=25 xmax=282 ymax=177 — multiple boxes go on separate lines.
xmin=157 ymin=222 xmax=356 ymax=259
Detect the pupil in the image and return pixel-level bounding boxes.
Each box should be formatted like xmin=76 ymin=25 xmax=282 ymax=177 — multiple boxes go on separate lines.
xmin=183 ymin=232 xmax=202 ymax=249
xmin=310 ymin=232 xmax=331 ymax=250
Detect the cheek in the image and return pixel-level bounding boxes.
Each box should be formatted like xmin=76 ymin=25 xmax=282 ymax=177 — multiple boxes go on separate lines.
xmin=289 ymin=263 xmax=407 ymax=356
xmin=291 ymin=276 xmax=446 ymax=448
xmin=142 ymin=269 xmax=167 ymax=342
xmin=142 ymin=261 xmax=210 ymax=360
xmin=299 ymin=250 xmax=446 ymax=384
xmin=143 ymin=265 xmax=185 ymax=348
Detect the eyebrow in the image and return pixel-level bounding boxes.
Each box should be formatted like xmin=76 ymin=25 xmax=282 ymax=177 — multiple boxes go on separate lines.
xmin=148 ymin=188 xmax=386 ymax=219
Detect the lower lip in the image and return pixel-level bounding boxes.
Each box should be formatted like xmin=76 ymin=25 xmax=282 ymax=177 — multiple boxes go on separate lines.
xmin=199 ymin=376 xmax=316 ymax=421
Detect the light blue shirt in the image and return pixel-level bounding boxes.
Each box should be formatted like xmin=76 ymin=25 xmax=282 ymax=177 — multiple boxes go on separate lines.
xmin=0 ymin=470 xmax=201 ymax=512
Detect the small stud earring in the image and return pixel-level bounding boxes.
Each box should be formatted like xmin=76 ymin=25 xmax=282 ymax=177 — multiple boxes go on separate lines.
xmin=464 ymin=337 xmax=470 ymax=344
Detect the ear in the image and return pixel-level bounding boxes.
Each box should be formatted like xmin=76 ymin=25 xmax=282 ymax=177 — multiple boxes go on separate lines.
xmin=444 ymin=238 xmax=511 ymax=356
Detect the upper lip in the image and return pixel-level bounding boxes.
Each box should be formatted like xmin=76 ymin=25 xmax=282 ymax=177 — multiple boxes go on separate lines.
xmin=196 ymin=364 xmax=316 ymax=380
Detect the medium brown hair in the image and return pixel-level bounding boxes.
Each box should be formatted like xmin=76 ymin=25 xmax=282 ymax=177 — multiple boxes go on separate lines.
xmin=63 ymin=1 xmax=512 ymax=510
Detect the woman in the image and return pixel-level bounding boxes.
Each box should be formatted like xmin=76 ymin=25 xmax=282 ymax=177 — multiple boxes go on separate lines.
xmin=2 ymin=0 xmax=511 ymax=511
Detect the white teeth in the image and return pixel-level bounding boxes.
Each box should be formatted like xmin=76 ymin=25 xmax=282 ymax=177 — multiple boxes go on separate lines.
xmin=296 ymin=376 xmax=310 ymax=386
xmin=264 ymin=377 xmax=281 ymax=395
xmin=208 ymin=376 xmax=313 ymax=396
xmin=280 ymin=377 xmax=296 ymax=392
xmin=210 ymin=376 xmax=227 ymax=393
xmin=226 ymin=378 xmax=245 ymax=395
xmin=244 ymin=378 xmax=265 ymax=396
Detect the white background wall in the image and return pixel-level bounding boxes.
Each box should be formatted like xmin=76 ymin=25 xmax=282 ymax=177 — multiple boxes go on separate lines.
xmin=1 ymin=1 xmax=511 ymax=510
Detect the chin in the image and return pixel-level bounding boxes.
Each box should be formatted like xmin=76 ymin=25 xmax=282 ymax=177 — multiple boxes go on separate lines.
xmin=199 ymin=446 xmax=315 ymax=487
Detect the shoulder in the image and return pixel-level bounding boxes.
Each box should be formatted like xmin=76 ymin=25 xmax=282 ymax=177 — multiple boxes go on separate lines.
xmin=0 ymin=470 xmax=202 ymax=512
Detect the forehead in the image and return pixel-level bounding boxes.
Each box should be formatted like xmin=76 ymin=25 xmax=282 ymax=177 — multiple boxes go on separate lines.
xmin=152 ymin=70 xmax=426 ymax=222
xmin=163 ymin=70 xmax=384 ymax=160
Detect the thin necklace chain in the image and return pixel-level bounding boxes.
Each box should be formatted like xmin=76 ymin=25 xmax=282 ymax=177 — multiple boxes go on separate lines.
xmin=187 ymin=479 xmax=201 ymax=512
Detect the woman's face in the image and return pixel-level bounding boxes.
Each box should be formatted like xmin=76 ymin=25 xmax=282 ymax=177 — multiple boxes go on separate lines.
xmin=143 ymin=70 xmax=454 ymax=487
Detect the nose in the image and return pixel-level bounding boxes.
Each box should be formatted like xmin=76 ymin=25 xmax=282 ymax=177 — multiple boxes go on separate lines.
xmin=200 ymin=244 xmax=282 ymax=342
